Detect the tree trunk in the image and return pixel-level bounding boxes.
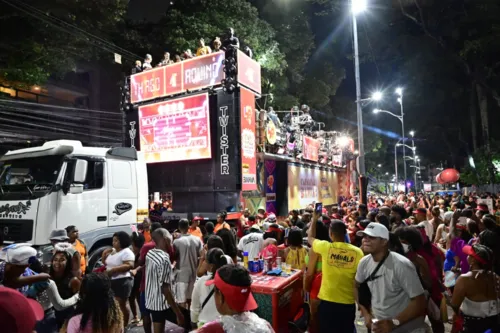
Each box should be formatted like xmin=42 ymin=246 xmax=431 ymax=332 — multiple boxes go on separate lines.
xmin=470 ymin=81 xmax=478 ymax=152
xmin=476 ymin=83 xmax=490 ymax=151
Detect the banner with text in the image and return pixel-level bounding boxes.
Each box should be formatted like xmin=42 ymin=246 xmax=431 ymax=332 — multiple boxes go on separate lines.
xmin=287 ymin=164 xmax=338 ymax=208
xmin=237 ymin=50 xmax=262 ymax=94
xmin=240 ymin=87 xmax=257 ymax=191
xmin=130 ymin=52 xmax=225 ymax=103
xmin=265 ymin=160 xmax=277 ymax=214
xmin=302 ymin=136 xmax=320 ymax=162
xmin=138 ymin=93 xmax=211 ymax=163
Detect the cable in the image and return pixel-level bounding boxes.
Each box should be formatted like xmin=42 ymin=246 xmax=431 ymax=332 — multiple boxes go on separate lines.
xmin=0 ymin=99 xmax=125 ymax=116
xmin=0 ymin=110 xmax=123 ymax=134
xmin=0 ymin=116 xmax=121 ymax=141
xmin=0 ymin=105 xmax=124 ymax=126
xmin=1 ymin=0 xmax=138 ymax=62
xmin=6 ymin=0 xmax=141 ymax=60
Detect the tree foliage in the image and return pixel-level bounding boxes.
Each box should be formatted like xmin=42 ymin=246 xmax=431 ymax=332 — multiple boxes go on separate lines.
xmin=0 ymin=0 xmax=133 ymax=86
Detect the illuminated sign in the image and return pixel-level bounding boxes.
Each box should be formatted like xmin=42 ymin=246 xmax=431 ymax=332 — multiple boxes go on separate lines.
xmin=240 ymin=87 xmax=257 ymax=190
xmin=130 ymin=52 xmax=225 ymax=104
xmin=138 ymin=93 xmax=211 ymax=163
xmin=219 ymin=106 xmax=229 ymax=175
xmin=303 ymin=136 xmax=320 ymax=162
xmin=237 ymin=50 xmax=262 ymax=95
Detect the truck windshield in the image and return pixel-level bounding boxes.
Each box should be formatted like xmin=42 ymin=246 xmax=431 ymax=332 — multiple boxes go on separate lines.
xmin=0 ymin=156 xmax=63 ymax=188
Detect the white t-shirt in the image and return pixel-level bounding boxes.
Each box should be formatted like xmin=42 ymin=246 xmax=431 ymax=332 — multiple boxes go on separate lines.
xmin=237 ymin=232 xmax=264 ymax=260
xmin=190 ymin=274 xmax=220 ymax=325
xmin=418 ymin=220 xmax=434 ymax=241
xmin=106 ymin=248 xmax=135 ymax=279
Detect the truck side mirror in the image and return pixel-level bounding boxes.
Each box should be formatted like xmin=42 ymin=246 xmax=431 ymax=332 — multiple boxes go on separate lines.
xmin=69 ymin=184 xmax=84 ymax=194
xmin=72 ymin=159 xmax=88 ymax=183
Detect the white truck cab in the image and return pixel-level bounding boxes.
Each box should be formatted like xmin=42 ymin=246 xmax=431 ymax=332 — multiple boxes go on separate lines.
xmin=0 ymin=140 xmax=149 ymax=268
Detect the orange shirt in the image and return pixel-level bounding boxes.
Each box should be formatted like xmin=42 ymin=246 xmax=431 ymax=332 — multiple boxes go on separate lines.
xmin=188 ymin=227 xmax=203 ymax=242
xmin=142 ymin=230 xmax=152 ymax=243
xmin=214 ymin=222 xmax=230 ymax=233
xmin=73 ymin=239 xmax=87 ymax=274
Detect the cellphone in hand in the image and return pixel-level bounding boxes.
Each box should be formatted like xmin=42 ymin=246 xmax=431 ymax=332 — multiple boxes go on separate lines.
xmin=315 ymin=202 xmax=323 ymax=214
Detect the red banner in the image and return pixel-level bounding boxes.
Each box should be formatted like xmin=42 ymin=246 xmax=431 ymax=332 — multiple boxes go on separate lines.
xmin=130 ymin=67 xmax=166 ymax=104
xmin=138 ymin=93 xmax=211 ymax=163
xmin=240 ymin=87 xmax=257 ymax=191
xmin=237 ymin=50 xmax=262 ymax=94
xmin=303 ymin=136 xmax=320 ymax=162
xmin=130 ymin=52 xmax=225 ymax=103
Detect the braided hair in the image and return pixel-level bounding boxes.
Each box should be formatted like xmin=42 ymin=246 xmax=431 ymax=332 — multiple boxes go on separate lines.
xmin=73 ymin=273 xmax=123 ymax=333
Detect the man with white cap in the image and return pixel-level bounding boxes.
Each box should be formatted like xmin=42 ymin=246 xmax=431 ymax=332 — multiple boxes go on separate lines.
xmin=0 ymin=243 xmax=49 ymax=294
xmin=354 ymin=223 xmax=427 ymax=333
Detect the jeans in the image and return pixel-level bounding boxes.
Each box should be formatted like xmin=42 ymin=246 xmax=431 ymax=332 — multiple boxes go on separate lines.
xmin=318 ymin=300 xmax=356 ymax=333
xmin=35 ymin=308 xmax=57 ymax=333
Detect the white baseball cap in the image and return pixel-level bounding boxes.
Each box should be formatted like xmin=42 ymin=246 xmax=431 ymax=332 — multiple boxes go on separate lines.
xmin=356 ymin=222 xmax=389 ymax=240
xmin=0 ymin=243 xmax=37 ymax=265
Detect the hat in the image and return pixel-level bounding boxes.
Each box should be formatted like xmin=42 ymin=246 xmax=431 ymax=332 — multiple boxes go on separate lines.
xmin=0 ymin=243 xmax=37 ymax=265
xmin=193 ymin=216 xmax=204 ymax=221
xmin=250 ymin=224 xmax=261 ymax=231
xmin=49 ymin=229 xmax=69 ymax=241
xmin=206 ymin=271 xmax=257 ymax=312
xmin=356 ymin=222 xmax=389 ymax=240
xmin=413 ymin=208 xmax=427 ymax=215
xmin=0 ymin=287 xmax=44 ymax=333
xmin=257 ymin=206 xmax=265 ymax=212
xmin=462 ymin=245 xmax=488 ymax=265
xmin=476 ymin=204 xmax=489 ymax=212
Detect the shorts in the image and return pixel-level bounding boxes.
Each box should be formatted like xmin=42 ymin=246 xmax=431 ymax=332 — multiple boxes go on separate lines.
xmin=139 ymin=291 xmax=150 ymax=316
xmin=175 ymin=280 xmax=195 ymax=303
xmin=150 ymin=308 xmax=177 ymax=323
xmin=110 ymin=277 xmax=133 ymax=299
xmin=310 ymin=273 xmax=322 ymax=300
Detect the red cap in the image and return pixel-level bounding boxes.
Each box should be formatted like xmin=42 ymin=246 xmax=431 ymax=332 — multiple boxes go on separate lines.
xmin=413 ymin=208 xmax=427 ymax=215
xmin=0 ymin=287 xmax=44 ymax=333
xmin=193 ymin=216 xmax=204 ymax=221
xmin=456 ymin=224 xmax=467 ymax=231
xmin=463 ymin=245 xmax=487 ymax=265
xmin=476 ymin=204 xmax=489 ymax=212
xmin=205 ymin=271 xmax=257 ymax=312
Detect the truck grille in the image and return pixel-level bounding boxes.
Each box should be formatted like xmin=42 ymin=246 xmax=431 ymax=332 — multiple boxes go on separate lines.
xmin=0 ymin=220 xmax=34 ymax=242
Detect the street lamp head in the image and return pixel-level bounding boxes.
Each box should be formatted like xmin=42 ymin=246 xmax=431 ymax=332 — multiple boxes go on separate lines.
xmin=385 ymin=172 xmax=389 ymax=175
xmin=396 ymin=143 xmax=402 ymax=146
xmin=377 ymin=164 xmax=382 ymax=167
xmin=397 ymin=97 xmax=402 ymax=104
xmin=373 ymin=108 xmax=380 ymax=114
xmin=372 ymin=91 xmax=383 ymax=101
xmin=395 ymin=87 xmax=403 ymax=96
xmin=351 ymin=0 xmax=367 ymax=15
xmin=409 ymin=130 xmax=415 ymax=137
xmin=354 ymin=150 xmax=359 ymax=155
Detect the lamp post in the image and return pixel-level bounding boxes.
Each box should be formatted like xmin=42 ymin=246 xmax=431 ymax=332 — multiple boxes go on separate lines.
xmin=373 ymin=102 xmax=407 ymax=192
xmin=410 ymin=131 xmax=417 ymax=191
xmin=394 ymin=138 xmax=402 ymax=191
xmin=351 ymin=0 xmax=367 ymax=203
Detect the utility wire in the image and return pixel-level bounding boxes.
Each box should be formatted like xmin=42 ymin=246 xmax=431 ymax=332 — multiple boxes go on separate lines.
xmin=0 ymin=105 xmax=124 ymax=125
xmin=6 ymin=0 xmax=141 ymax=60
xmin=0 ymin=110 xmax=123 ymax=134
xmin=1 ymin=0 xmax=138 ymax=62
xmin=0 ymin=99 xmax=125 ymax=116
xmin=361 ymin=19 xmax=382 ymax=79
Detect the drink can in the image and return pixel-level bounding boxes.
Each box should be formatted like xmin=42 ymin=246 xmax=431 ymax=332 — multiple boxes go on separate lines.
xmin=263 ymin=258 xmax=269 ymax=273
xmin=248 ymin=260 xmax=255 ymax=272
xmin=259 ymin=259 xmax=265 ymax=272
xmin=276 ymin=256 xmax=282 ymax=269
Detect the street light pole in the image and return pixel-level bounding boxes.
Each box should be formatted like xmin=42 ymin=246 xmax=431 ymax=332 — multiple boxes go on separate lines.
xmin=352 ymin=0 xmax=367 ymax=204
xmin=394 ymin=138 xmax=402 ymax=191
xmin=396 ymin=89 xmax=407 ymax=193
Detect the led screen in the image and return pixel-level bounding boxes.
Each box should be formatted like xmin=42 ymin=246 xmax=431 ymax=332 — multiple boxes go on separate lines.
xmin=138 ymin=93 xmax=211 ymax=163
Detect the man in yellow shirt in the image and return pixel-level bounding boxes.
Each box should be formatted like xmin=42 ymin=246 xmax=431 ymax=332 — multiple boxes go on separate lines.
xmin=307 ymin=213 xmax=364 ymax=332
xmin=196 ymin=38 xmax=212 ymax=56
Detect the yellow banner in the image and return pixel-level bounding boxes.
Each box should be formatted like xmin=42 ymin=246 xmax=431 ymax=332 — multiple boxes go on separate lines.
xmin=287 ymin=165 xmax=338 ymax=209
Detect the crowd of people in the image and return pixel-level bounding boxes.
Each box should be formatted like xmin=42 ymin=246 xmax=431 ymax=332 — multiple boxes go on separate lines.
xmin=1 ymin=191 xmax=500 ymax=333
xmin=131 ymin=28 xmax=245 ymax=74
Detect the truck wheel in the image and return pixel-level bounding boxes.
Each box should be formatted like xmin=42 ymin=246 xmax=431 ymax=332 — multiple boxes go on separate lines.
xmin=88 ymin=245 xmax=112 ymax=271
